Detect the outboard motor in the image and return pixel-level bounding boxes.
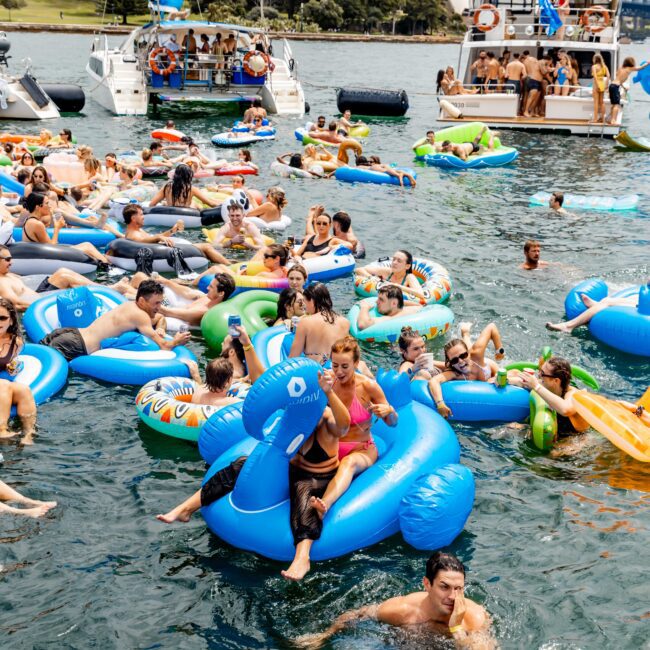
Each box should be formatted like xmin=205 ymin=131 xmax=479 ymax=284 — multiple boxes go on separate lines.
xmin=0 ymin=32 xmax=11 ymax=67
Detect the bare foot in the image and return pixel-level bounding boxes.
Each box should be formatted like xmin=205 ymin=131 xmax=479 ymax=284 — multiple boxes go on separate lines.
xmin=156 ymin=506 xmax=193 ymax=524
xmin=545 ymin=321 xmax=572 ymax=333
xmin=111 ymin=277 xmax=130 ymax=294
xmin=580 ymin=293 xmax=596 ymax=308
xmin=309 ymin=496 xmax=327 ymax=520
xmin=19 ymin=436 xmax=34 ymax=446
xmin=18 ymin=503 xmax=55 ymax=518
xmin=281 ymin=557 xmax=311 ymax=581
xmin=0 ymin=428 xmax=17 ymax=439
xmin=20 ymin=498 xmax=57 ymax=510
xmin=459 ymin=321 xmax=472 ymax=338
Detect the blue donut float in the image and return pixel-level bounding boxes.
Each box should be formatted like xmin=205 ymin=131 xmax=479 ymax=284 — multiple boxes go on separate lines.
xmin=23 ymin=286 xmax=196 ymax=384
xmin=563 ymin=279 xmax=650 ymax=356
xmin=410 ymin=379 xmax=530 ymax=423
xmin=233 ymin=119 xmax=269 ymax=131
xmin=211 ymin=129 xmax=275 ymax=147
xmin=348 ymin=298 xmax=454 ymax=343
xmin=252 ymin=325 xmax=293 ymax=369
xmin=1 ymin=343 xmax=68 ymax=417
xmin=198 ymin=360 xmax=474 ymax=560
xmin=334 ymin=166 xmax=417 ymax=186
xmin=12 ymin=217 xmax=121 ymax=248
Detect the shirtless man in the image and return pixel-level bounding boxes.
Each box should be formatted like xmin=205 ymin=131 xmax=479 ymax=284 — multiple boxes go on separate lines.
xmin=311 ymin=121 xmax=346 ymax=145
xmin=505 ymin=52 xmax=527 ymax=96
xmin=289 ymin=282 xmax=349 ymax=363
xmin=485 ymin=52 xmax=500 ymax=92
xmin=123 ymin=203 xmax=230 ymax=265
xmin=40 ymin=279 xmax=190 ymax=360
xmin=243 ymin=97 xmax=268 ymax=124
xmin=223 ymin=33 xmax=237 ymax=56
xmin=520 ymin=239 xmax=549 ymax=270
xmin=440 ymin=126 xmax=495 ymax=161
xmin=332 ymin=211 xmax=360 ymax=255
xmin=158 ymin=272 xmax=235 ymax=327
xmin=522 ymin=51 xmax=544 ymax=117
xmin=0 ymin=244 xmax=131 ymax=311
xmin=358 ymin=285 xmax=422 ymax=331
xmin=412 ymin=130 xmax=443 ymax=154
xmin=296 ymin=552 xmax=494 ymax=649
xmin=538 ymin=54 xmax=555 ymax=116
xmin=309 ymin=116 xmax=327 ymax=132
xmin=212 ymin=204 xmax=265 ymax=251
xmin=549 ymin=192 xmax=575 ymax=217
xmin=470 ymin=51 xmax=489 ymax=90
xmin=608 ymin=57 xmax=650 ymax=124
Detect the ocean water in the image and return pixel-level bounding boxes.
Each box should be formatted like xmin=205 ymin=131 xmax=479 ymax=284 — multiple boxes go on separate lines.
xmin=0 ymin=32 xmax=649 ymax=649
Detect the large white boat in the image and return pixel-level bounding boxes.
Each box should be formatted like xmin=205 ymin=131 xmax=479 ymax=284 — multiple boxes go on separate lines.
xmin=86 ymin=13 xmax=305 ymax=117
xmin=0 ymin=32 xmax=59 ymax=120
xmin=439 ymin=0 xmax=626 ymax=137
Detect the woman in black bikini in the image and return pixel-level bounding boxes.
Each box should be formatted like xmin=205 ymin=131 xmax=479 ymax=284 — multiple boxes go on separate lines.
xmin=293 ymin=211 xmax=346 ymax=259
xmin=0 ymin=298 xmax=37 ymax=444
xmin=149 ymin=163 xmax=220 ymax=209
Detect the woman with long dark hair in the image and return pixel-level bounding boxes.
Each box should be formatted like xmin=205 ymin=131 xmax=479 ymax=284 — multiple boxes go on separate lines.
xmin=149 ymin=163 xmax=220 ymax=209
xmin=0 ymin=297 xmax=37 ymax=444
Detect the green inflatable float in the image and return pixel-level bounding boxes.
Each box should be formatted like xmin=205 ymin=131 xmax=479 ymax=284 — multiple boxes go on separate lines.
xmin=506 ymin=347 xmax=599 ymax=451
xmin=201 ymin=290 xmax=278 ymax=351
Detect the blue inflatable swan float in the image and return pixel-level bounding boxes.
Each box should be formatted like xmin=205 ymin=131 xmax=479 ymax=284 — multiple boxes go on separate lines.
xmin=198 ymin=358 xmax=475 ymax=561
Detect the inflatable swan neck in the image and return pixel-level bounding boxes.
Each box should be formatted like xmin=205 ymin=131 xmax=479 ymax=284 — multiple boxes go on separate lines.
xmin=233 ymin=357 xmax=327 ymax=510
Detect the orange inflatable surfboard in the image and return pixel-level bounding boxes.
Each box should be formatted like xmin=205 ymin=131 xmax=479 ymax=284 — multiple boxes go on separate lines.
xmin=573 ymin=390 xmax=650 ymax=463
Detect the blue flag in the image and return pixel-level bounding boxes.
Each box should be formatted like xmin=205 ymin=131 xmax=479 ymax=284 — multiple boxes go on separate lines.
xmin=539 ymin=0 xmax=563 ymax=37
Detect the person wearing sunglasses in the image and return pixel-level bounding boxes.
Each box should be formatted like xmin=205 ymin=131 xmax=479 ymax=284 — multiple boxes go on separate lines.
xmin=511 ymin=356 xmax=590 ymax=454
xmin=428 ymin=322 xmax=505 ymax=419
xmin=293 ymin=210 xmax=342 ymax=259
xmin=0 ymin=297 xmax=37 ymax=444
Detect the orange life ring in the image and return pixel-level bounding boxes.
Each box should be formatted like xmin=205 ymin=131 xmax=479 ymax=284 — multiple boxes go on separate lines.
xmin=580 ymin=5 xmax=610 ymax=33
xmin=242 ymin=51 xmax=274 ymax=77
xmin=473 ymin=4 xmax=500 ymax=33
xmin=149 ymin=47 xmax=176 ymax=76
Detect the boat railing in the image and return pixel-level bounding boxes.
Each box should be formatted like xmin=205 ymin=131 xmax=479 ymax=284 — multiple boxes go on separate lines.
xmin=544 ymin=83 xmax=593 ymax=97
xmin=281 ymin=38 xmax=298 ymax=80
xmin=466 ymin=7 xmax=618 ymax=44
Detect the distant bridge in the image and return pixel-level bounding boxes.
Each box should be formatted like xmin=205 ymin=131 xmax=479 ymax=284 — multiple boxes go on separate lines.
xmin=622 ymin=0 xmax=650 ymax=19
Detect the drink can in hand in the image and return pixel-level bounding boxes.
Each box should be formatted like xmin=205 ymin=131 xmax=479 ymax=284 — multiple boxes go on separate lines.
xmin=228 ymin=314 xmax=242 ymax=337
xmin=496 ymin=369 xmax=508 ymax=388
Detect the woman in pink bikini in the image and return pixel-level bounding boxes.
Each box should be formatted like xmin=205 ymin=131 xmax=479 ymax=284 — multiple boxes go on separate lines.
xmin=310 ymin=336 xmax=397 ymax=518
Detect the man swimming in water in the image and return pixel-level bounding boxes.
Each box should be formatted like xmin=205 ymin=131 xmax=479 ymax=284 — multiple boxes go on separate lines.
xmin=357 ymin=285 xmax=422 ymax=331
xmin=40 ymin=279 xmax=190 ymax=360
xmin=296 ymin=551 xmax=495 ymax=648
xmin=440 ymin=126 xmax=495 ymax=161
xmin=520 ymin=239 xmax=549 ymax=270
xmin=548 ymin=192 xmax=574 ymax=216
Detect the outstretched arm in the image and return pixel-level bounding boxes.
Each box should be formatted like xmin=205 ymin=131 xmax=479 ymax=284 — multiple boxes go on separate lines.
xmin=295 ymin=605 xmax=379 ymax=648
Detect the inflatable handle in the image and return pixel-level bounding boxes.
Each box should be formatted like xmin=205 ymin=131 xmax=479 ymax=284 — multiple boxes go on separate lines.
xmin=638 ymin=283 xmax=650 ymax=316
xmin=233 ymin=357 xmax=327 ymax=511
xmin=505 ymin=361 xmax=600 ymax=391
xmin=376 ymin=369 xmax=413 ymax=409
xmin=529 ymin=390 xmax=557 ymax=450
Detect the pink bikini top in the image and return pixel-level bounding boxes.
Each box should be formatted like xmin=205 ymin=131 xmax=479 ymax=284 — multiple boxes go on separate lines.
xmin=349 ymin=393 xmax=372 ymax=427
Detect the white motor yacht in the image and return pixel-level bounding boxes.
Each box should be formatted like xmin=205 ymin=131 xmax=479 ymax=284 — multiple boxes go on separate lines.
xmin=86 ymin=14 xmax=305 ymax=116
xmin=0 ymin=32 xmax=60 ymax=120
xmin=439 ymin=0 xmax=626 ymax=137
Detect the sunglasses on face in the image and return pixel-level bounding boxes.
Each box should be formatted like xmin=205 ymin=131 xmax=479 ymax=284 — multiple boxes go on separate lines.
xmin=538 ymin=369 xmax=556 ymax=379
xmin=0 ymin=256 xmax=11 ymax=262
xmin=264 ymin=253 xmax=277 ymax=259
xmin=0 ymin=315 xmax=10 ymax=321
xmin=448 ymin=351 xmax=469 ymax=366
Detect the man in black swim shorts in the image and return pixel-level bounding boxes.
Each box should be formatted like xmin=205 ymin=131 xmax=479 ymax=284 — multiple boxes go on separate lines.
xmin=40 ymin=327 xmax=88 ymax=361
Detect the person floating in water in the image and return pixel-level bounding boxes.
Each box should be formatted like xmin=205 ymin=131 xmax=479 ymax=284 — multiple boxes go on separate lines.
xmin=295 ymin=551 xmax=495 ymax=648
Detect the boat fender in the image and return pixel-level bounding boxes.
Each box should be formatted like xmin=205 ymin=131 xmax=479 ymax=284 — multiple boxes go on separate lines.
xmin=399 ymin=464 xmax=475 ymax=550
xmin=439 ymin=99 xmax=462 ymax=119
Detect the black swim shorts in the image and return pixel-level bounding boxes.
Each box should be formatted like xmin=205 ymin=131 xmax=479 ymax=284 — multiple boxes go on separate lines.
xmin=609 ymin=83 xmax=621 ymax=106
xmin=506 ymin=79 xmax=521 ymax=95
xmin=527 ymin=78 xmax=542 ymax=91
xmin=35 ymin=276 xmax=58 ymax=293
xmin=40 ymin=327 xmax=88 ymax=361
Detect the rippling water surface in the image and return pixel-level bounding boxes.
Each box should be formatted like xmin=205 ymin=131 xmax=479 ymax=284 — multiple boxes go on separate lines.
xmin=1 ymin=33 xmax=649 ymax=649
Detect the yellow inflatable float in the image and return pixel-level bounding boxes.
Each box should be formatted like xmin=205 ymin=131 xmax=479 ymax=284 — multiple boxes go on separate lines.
xmin=572 ymin=388 xmax=650 ymax=463
xmin=203 ymin=227 xmax=274 ymax=250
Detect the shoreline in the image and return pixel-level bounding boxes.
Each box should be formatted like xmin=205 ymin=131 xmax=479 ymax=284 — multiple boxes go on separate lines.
xmin=0 ymin=21 xmax=462 ymax=43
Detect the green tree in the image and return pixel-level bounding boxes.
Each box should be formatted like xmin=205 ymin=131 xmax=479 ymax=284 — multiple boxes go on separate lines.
xmin=95 ymin=0 xmax=148 ymax=25
xmin=207 ymin=0 xmax=247 ymax=22
xmin=1 ymin=0 xmax=26 ymax=21
xmin=302 ymin=0 xmax=344 ymax=30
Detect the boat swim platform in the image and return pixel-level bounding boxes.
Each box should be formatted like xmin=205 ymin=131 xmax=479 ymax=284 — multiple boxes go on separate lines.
xmin=436 ymin=114 xmax=621 ymax=138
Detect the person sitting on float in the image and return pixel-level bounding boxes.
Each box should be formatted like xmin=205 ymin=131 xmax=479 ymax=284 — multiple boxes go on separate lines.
xmin=509 ymin=355 xmax=591 ymax=456
xmin=309 ymin=336 xmax=397 ymax=525
xmin=357 ymin=285 xmax=423 ymax=332
xmin=356 ymin=249 xmax=426 ymax=303
xmin=428 ymin=323 xmax=505 ymax=418
xmin=356 ymin=155 xmax=417 ymax=188
xmin=245 ymin=186 xmax=289 ymax=225
xmin=0 ymin=297 xmax=36 ymax=445
xmin=209 ymin=202 xmax=266 ymax=252
xmin=149 ymin=163 xmax=221 ymax=210
xmin=293 ymin=208 xmax=350 ymax=259
xmin=289 ymin=282 xmax=350 ymax=364
xmin=302 ymin=143 xmax=344 ymax=170
xmin=397 ymin=326 xmax=444 ymax=381
xmin=275 ymin=152 xmax=325 ymax=177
